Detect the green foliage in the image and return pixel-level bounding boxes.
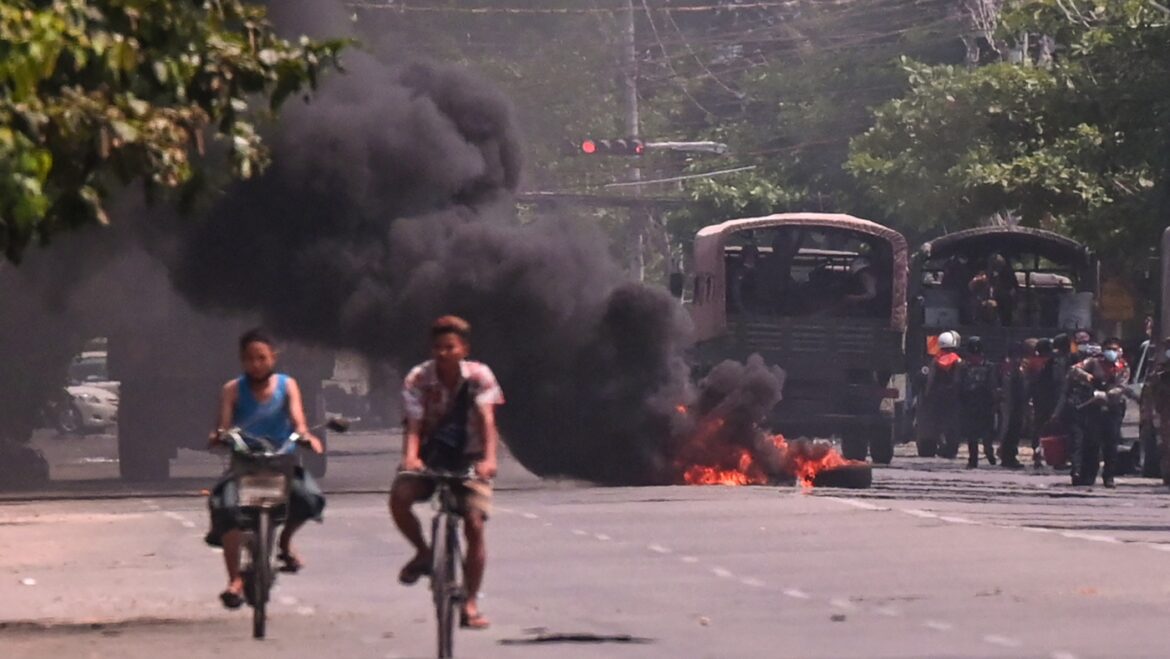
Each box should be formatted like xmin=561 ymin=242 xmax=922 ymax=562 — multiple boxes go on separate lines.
xmin=0 ymin=0 xmax=348 ymax=262
xmin=848 ymin=0 xmax=1170 ymax=266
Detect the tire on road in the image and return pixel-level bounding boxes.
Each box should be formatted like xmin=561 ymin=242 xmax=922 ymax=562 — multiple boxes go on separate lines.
xmin=812 ymin=463 xmax=873 ymax=489
xmin=869 ymin=422 xmax=895 ymax=465
xmin=841 ymin=433 xmax=868 ymax=462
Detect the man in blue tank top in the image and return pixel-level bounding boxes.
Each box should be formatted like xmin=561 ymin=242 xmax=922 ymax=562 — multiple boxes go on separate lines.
xmin=206 ymin=328 xmax=325 ymax=609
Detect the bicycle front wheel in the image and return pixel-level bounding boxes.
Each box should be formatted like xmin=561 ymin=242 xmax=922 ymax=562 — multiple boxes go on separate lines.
xmin=431 ymin=513 xmax=456 ymax=658
xmin=252 ymin=511 xmax=272 ymax=640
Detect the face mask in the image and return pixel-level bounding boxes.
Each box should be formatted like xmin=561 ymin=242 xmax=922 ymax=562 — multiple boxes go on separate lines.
xmin=1103 ymin=350 xmax=1119 ymax=363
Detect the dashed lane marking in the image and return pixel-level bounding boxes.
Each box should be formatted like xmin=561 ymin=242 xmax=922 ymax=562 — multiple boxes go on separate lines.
xmin=938 ymin=515 xmax=980 ymax=525
xmin=594 ymin=533 xmax=611 ymax=542
xmin=740 ymin=577 xmax=766 ymax=588
xmin=982 ymin=634 xmax=1023 ymax=648
xmin=829 ymin=598 xmax=855 ymax=610
xmin=1051 ymin=652 xmax=1079 ymax=659
xmin=874 ymin=606 xmax=900 ymax=617
xmin=902 ymin=509 xmax=939 ymax=519
xmin=923 ymin=620 xmax=953 ymax=632
xmin=1145 ymin=543 xmax=1170 ymax=552
xmin=680 ymin=556 xmax=700 ymax=564
xmin=648 ymin=544 xmax=672 ymax=554
xmin=571 ymin=529 xmax=588 ymax=536
xmin=782 ymin=588 xmax=811 ymax=600
xmin=521 ymin=512 xmax=539 ymax=520
xmin=1060 ymin=531 xmax=1120 ymax=544
xmin=711 ymin=567 xmax=734 ymax=579
xmin=829 ymin=497 xmax=889 ymax=511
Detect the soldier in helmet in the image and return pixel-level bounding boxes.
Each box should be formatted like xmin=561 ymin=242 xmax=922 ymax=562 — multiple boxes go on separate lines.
xmin=917 ymin=330 xmax=964 ymax=458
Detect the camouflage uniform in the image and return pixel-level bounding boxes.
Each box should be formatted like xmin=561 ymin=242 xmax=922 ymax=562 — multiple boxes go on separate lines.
xmin=1141 ymin=358 xmax=1170 ymax=481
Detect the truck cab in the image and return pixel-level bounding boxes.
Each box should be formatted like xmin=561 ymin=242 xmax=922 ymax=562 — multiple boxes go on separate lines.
xmin=688 ymin=213 xmax=909 ymax=463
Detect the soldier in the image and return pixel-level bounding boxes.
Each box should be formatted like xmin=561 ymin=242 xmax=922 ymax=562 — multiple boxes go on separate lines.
xmin=1140 ymin=338 xmax=1170 ymax=483
xmin=918 ymin=330 xmax=964 ymax=458
xmin=957 ymin=336 xmax=999 ymax=468
xmin=997 ymin=341 xmax=1030 ymax=468
xmin=1059 ymin=338 xmax=1129 ymax=487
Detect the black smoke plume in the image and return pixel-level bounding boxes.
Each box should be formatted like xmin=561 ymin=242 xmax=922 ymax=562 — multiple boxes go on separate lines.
xmin=0 ymin=5 xmax=786 ymax=487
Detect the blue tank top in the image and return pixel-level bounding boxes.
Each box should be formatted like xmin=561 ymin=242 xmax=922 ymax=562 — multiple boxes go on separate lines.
xmin=233 ymin=374 xmax=293 ymax=447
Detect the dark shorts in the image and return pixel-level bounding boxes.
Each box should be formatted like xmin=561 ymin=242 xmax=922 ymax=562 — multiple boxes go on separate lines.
xmin=205 ymin=467 xmax=325 ymax=546
xmin=391 ymin=471 xmax=492 ymax=520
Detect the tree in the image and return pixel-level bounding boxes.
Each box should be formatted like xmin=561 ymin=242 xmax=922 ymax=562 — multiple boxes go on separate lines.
xmin=847 ymin=0 xmax=1170 ymax=267
xmin=0 ymin=0 xmax=346 ymax=262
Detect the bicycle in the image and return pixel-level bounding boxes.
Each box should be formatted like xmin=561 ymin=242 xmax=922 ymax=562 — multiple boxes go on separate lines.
xmin=420 ymin=468 xmax=474 ymax=658
xmin=218 ymin=418 xmax=347 ymax=639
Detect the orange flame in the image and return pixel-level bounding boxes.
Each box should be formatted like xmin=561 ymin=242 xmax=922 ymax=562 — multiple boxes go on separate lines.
xmin=674 ymin=407 xmax=857 ymax=487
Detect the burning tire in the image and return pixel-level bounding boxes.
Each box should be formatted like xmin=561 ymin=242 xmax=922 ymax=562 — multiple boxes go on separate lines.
xmin=811 ymin=462 xmax=873 ymax=489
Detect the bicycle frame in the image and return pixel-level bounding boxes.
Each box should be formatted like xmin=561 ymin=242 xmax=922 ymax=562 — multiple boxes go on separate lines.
xmin=425 ymin=470 xmax=471 ymax=659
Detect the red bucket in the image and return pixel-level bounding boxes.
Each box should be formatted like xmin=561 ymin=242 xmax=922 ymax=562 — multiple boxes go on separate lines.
xmin=1039 ymin=435 xmax=1068 ymax=467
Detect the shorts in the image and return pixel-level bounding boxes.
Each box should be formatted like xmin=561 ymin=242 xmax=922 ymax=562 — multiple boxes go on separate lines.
xmin=391 ymin=471 xmax=492 ymax=519
xmin=205 ymin=466 xmax=325 ymax=546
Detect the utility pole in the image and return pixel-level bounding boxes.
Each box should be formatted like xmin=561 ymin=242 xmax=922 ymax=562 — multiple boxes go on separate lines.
xmin=621 ymin=0 xmax=647 ymax=281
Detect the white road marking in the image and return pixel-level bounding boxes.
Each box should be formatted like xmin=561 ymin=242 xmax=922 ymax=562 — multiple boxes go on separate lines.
xmin=521 ymin=512 xmax=539 ymax=520
xmin=740 ymin=577 xmax=766 ymax=588
xmin=923 ymin=620 xmax=953 ymax=632
xmin=1060 ymin=531 xmax=1120 ymax=544
xmin=180 ymin=520 xmax=196 ymax=529
xmin=782 ymin=588 xmax=811 ymax=600
xmin=983 ymin=634 xmax=1022 ymax=648
xmin=296 ymin=605 xmax=317 ymax=616
xmin=829 ymin=497 xmax=889 ymax=511
xmin=494 ymin=506 xmax=514 ymax=514
xmin=1145 ymin=543 xmax=1170 ymax=552
xmin=938 ymin=515 xmax=980 ymax=525
xmin=648 ymin=544 xmax=672 ymax=554
xmin=19 ymin=578 xmax=36 ymax=586
xmin=680 ymin=556 xmax=700 ymax=564
xmin=571 ymin=529 xmax=588 ymax=536
xmin=278 ymin=595 xmax=299 ymax=606
xmin=1020 ymin=526 xmax=1054 ymax=534
xmin=542 ymin=522 xmax=553 ymax=527
xmin=902 ymin=509 xmax=939 ymax=519
xmin=1051 ymin=651 xmax=1079 ymax=659
xmin=163 ymin=511 xmax=185 ymax=522
xmin=874 ymin=606 xmax=900 ymax=617
xmin=711 ymin=567 xmax=734 ymax=579
xmin=829 ymin=598 xmax=855 ymax=610
xmin=594 ymin=533 xmax=611 ymax=542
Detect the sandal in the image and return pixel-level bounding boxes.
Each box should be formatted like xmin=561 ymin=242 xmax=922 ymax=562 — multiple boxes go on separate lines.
xmin=397 ymin=555 xmax=432 ymax=585
xmin=459 ymin=610 xmax=491 ymax=630
xmin=219 ymin=589 xmax=245 ymax=610
xmin=277 ymin=551 xmax=304 ymax=574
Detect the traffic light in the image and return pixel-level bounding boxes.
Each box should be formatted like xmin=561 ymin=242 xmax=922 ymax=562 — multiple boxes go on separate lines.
xmin=568 ymin=138 xmax=645 ymax=156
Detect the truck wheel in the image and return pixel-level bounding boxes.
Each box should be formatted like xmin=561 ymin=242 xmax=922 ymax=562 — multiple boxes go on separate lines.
xmin=841 ymin=434 xmax=868 ymax=462
xmin=915 ymin=438 xmax=938 ymax=458
xmin=870 ymin=424 xmax=895 ymax=465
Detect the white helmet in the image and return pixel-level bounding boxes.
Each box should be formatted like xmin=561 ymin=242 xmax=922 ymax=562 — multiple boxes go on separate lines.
xmin=937 ymin=331 xmax=960 ymax=350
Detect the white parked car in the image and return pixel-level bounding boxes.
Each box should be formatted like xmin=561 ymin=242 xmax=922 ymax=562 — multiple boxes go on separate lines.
xmin=44 ymin=350 xmax=120 ymax=435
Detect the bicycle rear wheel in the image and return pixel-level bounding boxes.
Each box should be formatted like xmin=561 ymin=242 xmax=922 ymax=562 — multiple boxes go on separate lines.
xmin=252 ymin=511 xmax=271 ymax=639
xmin=432 ymin=513 xmax=456 ymax=658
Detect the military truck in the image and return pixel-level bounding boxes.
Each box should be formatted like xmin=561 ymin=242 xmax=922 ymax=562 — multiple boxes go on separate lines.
xmin=687 ymin=213 xmax=909 ymax=463
xmin=905 ymin=227 xmax=1099 ymax=454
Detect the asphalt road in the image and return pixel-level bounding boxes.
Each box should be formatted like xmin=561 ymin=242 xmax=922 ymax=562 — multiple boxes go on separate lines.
xmin=5 ymin=434 xmax=1170 ymax=658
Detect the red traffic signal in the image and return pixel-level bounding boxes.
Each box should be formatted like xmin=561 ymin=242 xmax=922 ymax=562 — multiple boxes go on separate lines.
xmin=570 ymin=137 xmax=645 ymax=156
